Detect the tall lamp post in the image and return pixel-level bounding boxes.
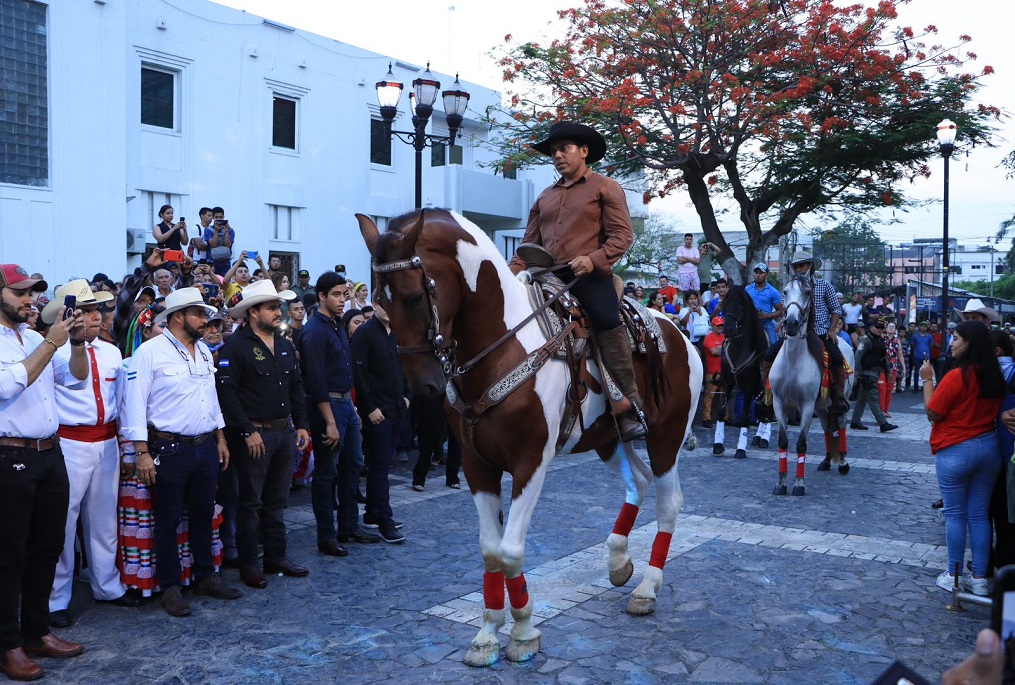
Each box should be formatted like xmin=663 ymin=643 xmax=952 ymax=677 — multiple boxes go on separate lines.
xmin=375 ymin=62 xmax=470 ymax=209
xmin=936 ymin=118 xmax=957 ymax=318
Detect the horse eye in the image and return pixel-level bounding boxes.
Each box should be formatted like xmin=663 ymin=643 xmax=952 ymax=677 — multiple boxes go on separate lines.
xmin=406 ymin=293 xmax=424 ymax=308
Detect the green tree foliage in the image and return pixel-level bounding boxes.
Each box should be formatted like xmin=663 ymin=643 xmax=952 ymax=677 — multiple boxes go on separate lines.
xmin=492 ymin=0 xmax=999 ymax=284
xmin=811 ymin=218 xmax=892 ymax=294
xmin=616 ymin=213 xmax=685 ymax=276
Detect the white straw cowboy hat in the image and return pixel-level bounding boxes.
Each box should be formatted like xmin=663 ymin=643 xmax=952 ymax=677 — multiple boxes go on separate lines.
xmin=227 ymin=279 xmax=295 ymax=317
xmin=954 ymin=298 xmax=1000 ymax=323
xmin=40 ymin=278 xmax=114 ymax=324
xmin=154 ymin=287 xmax=218 ymax=324
xmin=789 ymin=251 xmax=823 ymax=271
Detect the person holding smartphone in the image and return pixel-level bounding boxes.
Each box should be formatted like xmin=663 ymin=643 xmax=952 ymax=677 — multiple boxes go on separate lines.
xmin=152 ymin=205 xmax=187 ymax=252
xmin=205 ymin=207 xmax=236 ymax=277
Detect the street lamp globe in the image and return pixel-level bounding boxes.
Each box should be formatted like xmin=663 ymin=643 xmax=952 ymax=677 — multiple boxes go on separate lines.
xmin=936 ymin=118 xmax=957 ymax=149
xmin=442 ymin=73 xmax=471 ymax=146
xmin=375 ymin=63 xmax=403 ymax=126
xmin=412 ymin=63 xmax=441 ymax=120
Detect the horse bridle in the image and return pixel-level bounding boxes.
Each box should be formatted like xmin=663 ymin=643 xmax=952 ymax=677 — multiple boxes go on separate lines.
xmin=372 ymin=254 xmax=457 ymax=375
xmin=784 ymin=275 xmax=813 ymax=338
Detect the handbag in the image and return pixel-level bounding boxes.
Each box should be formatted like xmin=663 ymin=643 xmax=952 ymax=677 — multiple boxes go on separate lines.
xmin=691 ymin=311 xmax=709 ymax=338
xmin=210 ymin=229 xmax=231 ymax=262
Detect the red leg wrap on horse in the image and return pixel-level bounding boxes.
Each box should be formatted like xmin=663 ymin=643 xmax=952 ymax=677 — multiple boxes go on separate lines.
xmin=649 ymin=532 xmax=673 ymax=569
xmin=612 ymin=503 xmax=639 ymax=536
xmin=839 ymin=430 xmax=847 ymax=452
xmin=778 ymin=451 xmax=788 ymax=475
xmin=796 ymin=454 xmax=806 ymax=479
xmin=823 ymin=433 xmax=830 ymax=451
xmin=483 ymin=571 xmax=505 ymax=611
xmin=505 ymin=573 xmax=529 ymax=610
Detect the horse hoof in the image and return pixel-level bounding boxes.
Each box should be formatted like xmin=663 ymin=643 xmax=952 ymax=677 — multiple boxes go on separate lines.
xmin=712 ymin=444 xmax=724 ymax=456
xmin=464 ymin=642 xmax=501 ymax=667
xmin=838 ymin=464 xmax=850 ymax=475
xmin=626 ymin=595 xmax=657 ymax=616
xmin=816 ymin=459 xmax=831 ymax=472
xmin=505 ymin=635 xmax=541 ymax=662
xmin=683 ymin=435 xmax=697 ymax=451
xmin=773 ymin=485 xmax=787 ymax=496
xmin=609 ymin=558 xmax=634 ymax=587
xmin=751 ymin=436 xmax=760 ymax=447
xmin=759 ymin=439 xmax=769 ymax=449
xmin=734 ymin=449 xmax=747 ymax=460
xmin=792 ymin=485 xmax=806 ymax=496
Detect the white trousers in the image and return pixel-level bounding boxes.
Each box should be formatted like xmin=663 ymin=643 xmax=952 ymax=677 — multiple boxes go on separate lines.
xmin=49 ymin=436 xmax=125 ymax=610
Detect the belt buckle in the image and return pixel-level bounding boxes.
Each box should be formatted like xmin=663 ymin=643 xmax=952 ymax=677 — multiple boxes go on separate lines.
xmin=193 ymin=433 xmax=210 ymax=446
xmin=34 ymin=438 xmax=46 ymax=451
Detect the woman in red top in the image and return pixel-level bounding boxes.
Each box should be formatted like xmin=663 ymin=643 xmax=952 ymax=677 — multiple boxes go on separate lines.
xmin=921 ymin=320 xmax=1005 ymax=596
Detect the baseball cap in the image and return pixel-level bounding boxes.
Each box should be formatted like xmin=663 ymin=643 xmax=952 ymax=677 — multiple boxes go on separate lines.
xmin=0 ymin=264 xmax=48 ymax=292
xmin=711 ymin=316 xmax=724 ymax=326
xmin=752 ymin=263 xmax=768 ymax=273
xmin=947 ymin=321 xmax=958 ymax=330
xmin=868 ymin=318 xmax=884 ymax=329
xmin=298 ymin=269 xmax=310 ymax=278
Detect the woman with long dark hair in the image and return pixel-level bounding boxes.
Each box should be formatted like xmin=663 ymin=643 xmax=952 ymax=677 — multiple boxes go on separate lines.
xmin=152 ymin=204 xmax=188 ymax=251
xmin=921 ymin=320 xmax=1005 ymax=596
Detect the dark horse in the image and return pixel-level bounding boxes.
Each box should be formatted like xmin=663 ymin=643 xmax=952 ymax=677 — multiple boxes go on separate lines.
xmin=712 ymin=285 xmax=773 ymax=458
xmin=358 ymin=209 xmax=702 ymax=667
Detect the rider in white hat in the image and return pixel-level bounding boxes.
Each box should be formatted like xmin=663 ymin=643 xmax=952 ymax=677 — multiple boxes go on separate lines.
xmin=954 ymin=298 xmax=1000 ymax=325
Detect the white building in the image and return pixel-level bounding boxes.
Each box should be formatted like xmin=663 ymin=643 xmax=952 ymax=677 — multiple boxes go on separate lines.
xmin=1 ymin=0 xmax=580 ymax=284
xmin=948 ymin=243 xmax=1006 ymax=285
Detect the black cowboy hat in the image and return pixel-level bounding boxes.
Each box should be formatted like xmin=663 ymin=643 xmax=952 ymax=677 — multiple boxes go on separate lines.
xmin=530 ymin=122 xmax=607 ymax=164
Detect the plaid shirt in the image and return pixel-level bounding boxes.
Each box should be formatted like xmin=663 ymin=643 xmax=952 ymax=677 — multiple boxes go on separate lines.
xmin=811 ymin=277 xmax=842 ymax=336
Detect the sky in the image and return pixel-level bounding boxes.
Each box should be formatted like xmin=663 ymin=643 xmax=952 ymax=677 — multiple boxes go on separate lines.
xmin=211 ymin=0 xmax=1015 ymax=248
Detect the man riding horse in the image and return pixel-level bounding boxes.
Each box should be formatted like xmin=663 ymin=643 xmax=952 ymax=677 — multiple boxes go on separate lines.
xmin=508 ymin=121 xmax=646 ymax=442
xmin=763 ymin=252 xmax=849 ymax=415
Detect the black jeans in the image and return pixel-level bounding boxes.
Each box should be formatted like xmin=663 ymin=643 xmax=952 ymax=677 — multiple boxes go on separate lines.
xmin=0 ymin=445 xmax=69 ymax=651
xmin=151 ymin=438 xmax=219 ymax=589
xmin=565 ymin=271 xmax=622 ymax=332
xmin=231 ymin=427 xmax=298 ymax=566
xmin=361 ymin=416 xmax=398 ymax=526
xmin=308 ymin=397 xmax=362 ymax=541
xmin=412 ymin=394 xmax=447 ymax=487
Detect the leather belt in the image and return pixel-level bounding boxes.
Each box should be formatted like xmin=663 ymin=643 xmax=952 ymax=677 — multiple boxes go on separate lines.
xmin=58 ymin=422 xmax=118 ymax=442
xmin=0 ymin=436 xmax=57 ymax=451
xmin=149 ymin=430 xmax=216 ymax=445
xmin=251 ymin=418 xmax=291 ymax=431
xmin=328 ymin=391 xmax=352 ymax=400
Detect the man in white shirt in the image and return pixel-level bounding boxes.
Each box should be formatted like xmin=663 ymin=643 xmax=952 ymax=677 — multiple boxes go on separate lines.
xmin=0 ymin=264 xmax=88 ymax=681
xmin=41 ymin=281 xmax=139 ymax=629
xmin=676 ymin=233 xmax=701 ymax=294
xmin=121 ymin=288 xmax=242 ymax=618
xmin=842 ymin=293 xmax=863 ymax=334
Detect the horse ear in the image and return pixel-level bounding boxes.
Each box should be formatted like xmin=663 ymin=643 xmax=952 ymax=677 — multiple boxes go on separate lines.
xmin=356 ymin=214 xmax=380 ymax=255
xmin=397 ymin=210 xmax=426 ymax=253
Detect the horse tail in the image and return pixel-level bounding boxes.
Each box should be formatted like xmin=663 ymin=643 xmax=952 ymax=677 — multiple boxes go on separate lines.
xmin=642 ymin=331 xmax=670 ymax=409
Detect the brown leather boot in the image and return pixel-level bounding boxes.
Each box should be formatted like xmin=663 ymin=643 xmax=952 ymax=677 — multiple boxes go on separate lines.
xmin=829 ymin=361 xmax=849 ymax=414
xmin=598 ymin=326 xmax=647 ymax=442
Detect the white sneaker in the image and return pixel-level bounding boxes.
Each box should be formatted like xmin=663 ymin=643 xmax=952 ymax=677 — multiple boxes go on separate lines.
xmin=936 ymin=571 xmax=959 ymax=592
xmin=965 ymin=575 xmax=989 ymax=597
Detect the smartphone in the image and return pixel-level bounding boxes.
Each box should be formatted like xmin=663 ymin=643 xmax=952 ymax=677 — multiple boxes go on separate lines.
xmin=179 ymin=216 xmax=185 ymax=223
xmin=991 ymin=565 xmax=1015 ymax=684
xmin=62 ymin=295 xmax=77 ymax=321
xmin=203 ymin=283 xmax=220 ymax=299
xmin=246 ymin=250 xmax=259 ymax=260
xmin=163 ymin=249 xmax=185 ymax=263
xmin=215 ymin=219 xmax=227 ymax=226
xmin=869 ymin=660 xmax=932 ymax=685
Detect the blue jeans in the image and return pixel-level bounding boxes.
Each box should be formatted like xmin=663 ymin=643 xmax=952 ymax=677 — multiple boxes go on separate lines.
xmin=150 ymin=438 xmax=219 ymax=589
xmin=309 ymin=397 xmax=363 ymax=541
xmin=936 ymin=432 xmax=1002 ymax=577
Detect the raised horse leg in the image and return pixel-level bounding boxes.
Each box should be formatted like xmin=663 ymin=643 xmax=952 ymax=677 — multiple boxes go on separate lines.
xmin=464 ymin=490 xmax=507 ymax=667
xmin=601 ymin=442 xmax=653 ymax=588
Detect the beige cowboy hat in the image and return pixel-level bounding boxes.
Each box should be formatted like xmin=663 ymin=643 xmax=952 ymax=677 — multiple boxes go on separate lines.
xmin=227 ymin=279 xmax=296 ymax=317
xmin=154 ymin=287 xmax=218 ymax=324
xmin=40 ymin=278 xmax=114 ymax=324
xmin=789 ymin=251 xmax=823 ymax=271
xmin=954 ymin=298 xmax=1000 ymax=323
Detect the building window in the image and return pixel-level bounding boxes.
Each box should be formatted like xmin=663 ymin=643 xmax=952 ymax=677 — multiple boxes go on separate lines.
xmin=1 ymin=0 xmax=49 ymax=187
xmin=997 ymin=264 xmax=1007 ymax=276
xmin=370 ymin=119 xmax=391 ymax=166
xmin=270 ymin=205 xmax=299 ymax=241
xmin=272 ymin=96 xmax=297 ymax=149
xmin=449 ymin=144 xmax=463 ymax=165
xmin=431 ymin=142 xmax=446 ymax=167
xmin=141 ymin=66 xmax=176 ymax=129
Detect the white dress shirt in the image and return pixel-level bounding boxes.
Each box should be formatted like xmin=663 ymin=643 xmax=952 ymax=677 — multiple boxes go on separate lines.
xmin=54 ymin=338 xmax=123 ymax=426
xmin=0 ymin=323 xmax=85 ymax=438
xmin=121 ymin=329 xmax=224 ymax=440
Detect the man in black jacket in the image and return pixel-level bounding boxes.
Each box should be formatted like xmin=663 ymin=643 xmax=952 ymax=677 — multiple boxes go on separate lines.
xmin=351 ymin=296 xmax=411 ymax=544
xmin=849 ymin=318 xmax=898 ymax=433
xmin=216 ymin=280 xmax=312 ymax=588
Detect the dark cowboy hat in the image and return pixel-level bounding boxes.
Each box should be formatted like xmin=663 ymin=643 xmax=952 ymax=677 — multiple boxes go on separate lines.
xmin=530 ymin=122 xmax=607 ymax=164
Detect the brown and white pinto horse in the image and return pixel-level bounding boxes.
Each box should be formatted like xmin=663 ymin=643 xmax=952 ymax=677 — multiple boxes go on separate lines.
xmin=357 ymin=209 xmax=702 ymax=667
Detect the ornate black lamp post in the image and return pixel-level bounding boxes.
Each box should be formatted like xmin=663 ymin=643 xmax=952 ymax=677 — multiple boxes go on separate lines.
xmin=936 ymin=118 xmax=957 ymax=315
xmin=375 ymin=62 xmax=470 ymax=209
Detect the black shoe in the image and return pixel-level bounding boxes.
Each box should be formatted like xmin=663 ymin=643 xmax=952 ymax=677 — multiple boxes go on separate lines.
xmin=317 ymin=540 xmax=349 ymax=557
xmin=379 ymin=525 xmax=405 ymax=544
xmin=363 ymin=518 xmax=403 ymax=530
xmin=96 ymin=591 xmax=142 ymax=608
xmin=220 ymin=556 xmax=242 ymax=569
xmin=932 ymin=498 xmax=944 ymax=509
xmin=338 ymin=531 xmax=381 ymax=544
xmin=48 ymin=610 xmax=72 ymax=628
xmin=849 ymin=423 xmax=868 ymax=431
xmin=239 ymin=567 xmax=268 ymax=589
xmin=355 ymin=491 xmax=367 ymax=504
xmin=880 ymin=423 xmax=898 ymax=433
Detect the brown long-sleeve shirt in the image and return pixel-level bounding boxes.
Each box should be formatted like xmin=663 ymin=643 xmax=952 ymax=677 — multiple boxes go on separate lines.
xmin=508 ymin=169 xmax=633 ymax=277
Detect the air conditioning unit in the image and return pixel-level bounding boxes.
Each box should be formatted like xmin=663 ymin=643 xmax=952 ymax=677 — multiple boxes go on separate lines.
xmin=127 ymin=229 xmax=148 ymax=255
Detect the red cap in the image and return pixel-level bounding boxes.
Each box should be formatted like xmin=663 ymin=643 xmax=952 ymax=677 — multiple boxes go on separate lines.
xmin=0 ymin=264 xmax=47 ymax=292
xmin=711 ymin=316 xmax=724 ymax=326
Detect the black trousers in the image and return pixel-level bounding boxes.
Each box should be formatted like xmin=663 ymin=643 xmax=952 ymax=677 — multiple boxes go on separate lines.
xmin=564 ymin=270 xmax=622 ymax=332
xmin=361 ymin=416 xmax=398 ymax=526
xmin=412 ymin=394 xmax=454 ymax=487
xmin=0 ymin=445 xmax=69 ymax=651
xmin=230 ymin=427 xmax=298 ymax=566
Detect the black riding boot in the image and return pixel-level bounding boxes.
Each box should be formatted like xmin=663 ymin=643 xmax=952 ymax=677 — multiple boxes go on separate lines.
xmin=598 ymin=326 xmax=647 ymax=442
